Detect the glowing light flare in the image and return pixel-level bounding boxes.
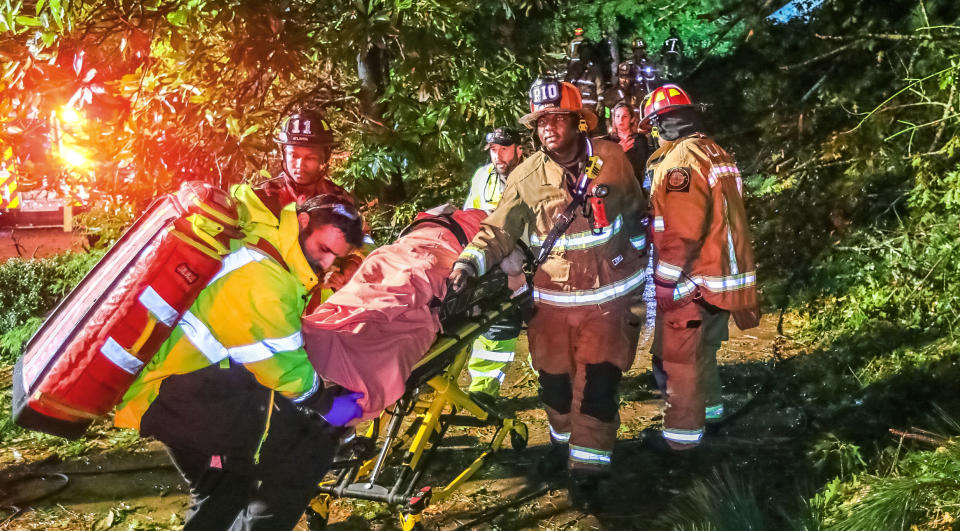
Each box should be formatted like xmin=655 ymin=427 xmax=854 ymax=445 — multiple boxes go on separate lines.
xmin=59 ymin=105 xmax=84 ymax=125
xmin=59 ymin=144 xmax=92 ymax=168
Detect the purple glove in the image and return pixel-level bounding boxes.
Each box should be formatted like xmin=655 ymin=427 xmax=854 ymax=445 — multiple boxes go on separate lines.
xmin=320 ymin=391 xmax=364 ymax=427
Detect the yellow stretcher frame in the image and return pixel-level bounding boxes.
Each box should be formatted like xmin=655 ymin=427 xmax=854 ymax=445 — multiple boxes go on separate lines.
xmin=307 ymin=300 xmax=529 ymax=531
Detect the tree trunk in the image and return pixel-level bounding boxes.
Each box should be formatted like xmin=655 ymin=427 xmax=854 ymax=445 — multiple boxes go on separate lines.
xmin=356 ymin=45 xmax=406 ymax=203
xmin=607 ymin=23 xmax=620 ymax=85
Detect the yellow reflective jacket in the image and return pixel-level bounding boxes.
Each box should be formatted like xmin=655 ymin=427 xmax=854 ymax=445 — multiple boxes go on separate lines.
xmin=114 ymin=205 xmax=320 ymax=431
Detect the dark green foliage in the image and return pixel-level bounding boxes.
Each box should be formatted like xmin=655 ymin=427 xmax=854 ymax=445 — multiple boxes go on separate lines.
xmin=822 ymin=434 xmax=960 ymax=530
xmin=657 ymin=467 xmax=773 ymax=531
xmin=0 ymin=250 xmax=103 ymax=361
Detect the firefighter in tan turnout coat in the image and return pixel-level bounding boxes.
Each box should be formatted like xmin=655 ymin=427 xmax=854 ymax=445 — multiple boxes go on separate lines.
xmin=641 ymin=84 xmax=760 ymax=451
xmin=449 ymin=78 xmax=648 ymax=513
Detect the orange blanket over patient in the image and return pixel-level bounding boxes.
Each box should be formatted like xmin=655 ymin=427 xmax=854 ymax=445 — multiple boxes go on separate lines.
xmin=302 ymin=209 xmax=489 ymax=419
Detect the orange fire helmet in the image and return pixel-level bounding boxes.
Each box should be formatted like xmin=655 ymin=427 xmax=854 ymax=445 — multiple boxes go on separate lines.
xmin=519 ymin=78 xmax=599 ymax=132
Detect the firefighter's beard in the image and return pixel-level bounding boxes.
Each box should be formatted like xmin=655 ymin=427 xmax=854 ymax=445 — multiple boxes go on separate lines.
xmin=299 ymin=231 xmax=323 ymax=274
xmin=495 ymin=159 xmax=519 ymax=178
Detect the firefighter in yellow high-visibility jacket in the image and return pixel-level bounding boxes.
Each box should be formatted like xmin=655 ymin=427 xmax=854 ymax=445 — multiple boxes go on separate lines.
xmin=116 ymin=195 xmax=367 ymax=531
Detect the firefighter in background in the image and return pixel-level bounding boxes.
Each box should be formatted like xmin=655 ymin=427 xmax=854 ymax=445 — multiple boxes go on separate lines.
xmin=641 ymin=84 xmax=759 ymax=451
xmin=567 ymin=27 xmax=587 ymax=64
xmin=660 ymin=27 xmax=685 ymax=78
xmin=463 ymin=127 xmax=525 ymax=397
xmin=564 ymin=30 xmax=603 ymax=126
xmin=449 ymin=79 xmax=647 ymax=513
xmin=235 ymin=109 xmax=372 ymax=304
xmin=624 ymin=38 xmax=649 ymax=83
xmin=257 ymin=109 xmax=352 ymax=208
xmin=626 ymin=38 xmax=661 ymax=97
xmin=115 ymin=195 xmax=367 ymax=530
xmin=600 ymin=62 xmax=644 ymax=130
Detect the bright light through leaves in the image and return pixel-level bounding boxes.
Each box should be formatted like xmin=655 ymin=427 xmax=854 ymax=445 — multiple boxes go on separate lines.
xmin=59 ymin=105 xmax=83 ymax=125
xmin=59 ymin=144 xmax=90 ymax=168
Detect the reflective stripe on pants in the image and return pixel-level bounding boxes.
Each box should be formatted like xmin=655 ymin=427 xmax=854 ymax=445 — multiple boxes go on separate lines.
xmin=467 ymin=335 xmax=517 ymax=396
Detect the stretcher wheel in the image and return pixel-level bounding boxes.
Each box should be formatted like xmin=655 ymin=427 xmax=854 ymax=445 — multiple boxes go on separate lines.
xmin=305 ymin=500 xmax=330 ymax=531
xmin=306 ymin=507 xmax=328 ymax=530
xmin=510 ymin=422 xmax=529 ymax=451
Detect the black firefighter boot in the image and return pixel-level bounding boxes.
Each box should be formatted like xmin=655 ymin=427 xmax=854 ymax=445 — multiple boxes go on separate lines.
xmin=535 ymin=442 xmax=569 ymax=483
xmin=568 ymin=468 xmax=608 ymax=515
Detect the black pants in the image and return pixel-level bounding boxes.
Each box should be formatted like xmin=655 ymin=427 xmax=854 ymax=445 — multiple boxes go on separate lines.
xmin=161 ymin=393 xmax=340 ymax=531
xmin=148 ymin=369 xmax=343 ymax=531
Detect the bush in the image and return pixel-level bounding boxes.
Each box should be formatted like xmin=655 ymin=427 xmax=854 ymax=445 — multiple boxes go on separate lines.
xmin=0 ymin=250 xmax=104 ymax=362
xmin=75 ymin=201 xmax=138 ymax=249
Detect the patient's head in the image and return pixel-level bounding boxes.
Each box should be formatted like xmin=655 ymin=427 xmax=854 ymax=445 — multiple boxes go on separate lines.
xmin=297 ymin=195 xmax=364 ymax=272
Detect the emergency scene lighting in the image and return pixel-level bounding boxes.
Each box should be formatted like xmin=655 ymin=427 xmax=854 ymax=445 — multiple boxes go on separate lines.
xmin=1 ymin=0 xmax=959 ymax=530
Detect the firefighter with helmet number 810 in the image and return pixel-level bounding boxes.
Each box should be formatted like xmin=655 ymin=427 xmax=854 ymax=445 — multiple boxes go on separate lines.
xmin=449 ymin=78 xmax=648 ymax=514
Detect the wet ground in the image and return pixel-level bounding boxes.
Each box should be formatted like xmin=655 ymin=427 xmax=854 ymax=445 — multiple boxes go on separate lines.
xmin=0 ymin=309 xmax=793 ymax=531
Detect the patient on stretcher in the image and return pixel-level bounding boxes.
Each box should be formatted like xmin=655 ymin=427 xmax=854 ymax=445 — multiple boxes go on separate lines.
xmin=301 ymin=206 xmax=526 ymax=419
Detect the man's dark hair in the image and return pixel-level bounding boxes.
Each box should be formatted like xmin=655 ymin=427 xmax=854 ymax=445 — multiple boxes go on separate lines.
xmin=297 ymin=194 xmax=364 ymax=248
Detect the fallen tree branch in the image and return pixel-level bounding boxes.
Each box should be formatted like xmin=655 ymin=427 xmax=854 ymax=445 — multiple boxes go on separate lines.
xmin=816 ymin=31 xmax=960 ymax=42
xmin=889 ymin=428 xmax=944 ymax=447
xmin=780 ymin=42 xmax=857 ymax=71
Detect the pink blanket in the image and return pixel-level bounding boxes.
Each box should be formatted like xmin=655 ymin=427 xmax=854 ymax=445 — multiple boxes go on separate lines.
xmin=302 ymin=209 xmax=489 ymax=419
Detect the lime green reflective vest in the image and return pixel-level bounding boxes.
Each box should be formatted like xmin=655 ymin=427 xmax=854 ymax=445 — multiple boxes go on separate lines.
xmin=115 ymin=205 xmax=320 ymax=431
xmin=463 ymin=164 xmax=506 ymax=213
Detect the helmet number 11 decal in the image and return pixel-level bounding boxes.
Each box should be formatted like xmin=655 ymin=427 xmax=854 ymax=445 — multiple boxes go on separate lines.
xmin=289 ymin=119 xmax=312 ymax=135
